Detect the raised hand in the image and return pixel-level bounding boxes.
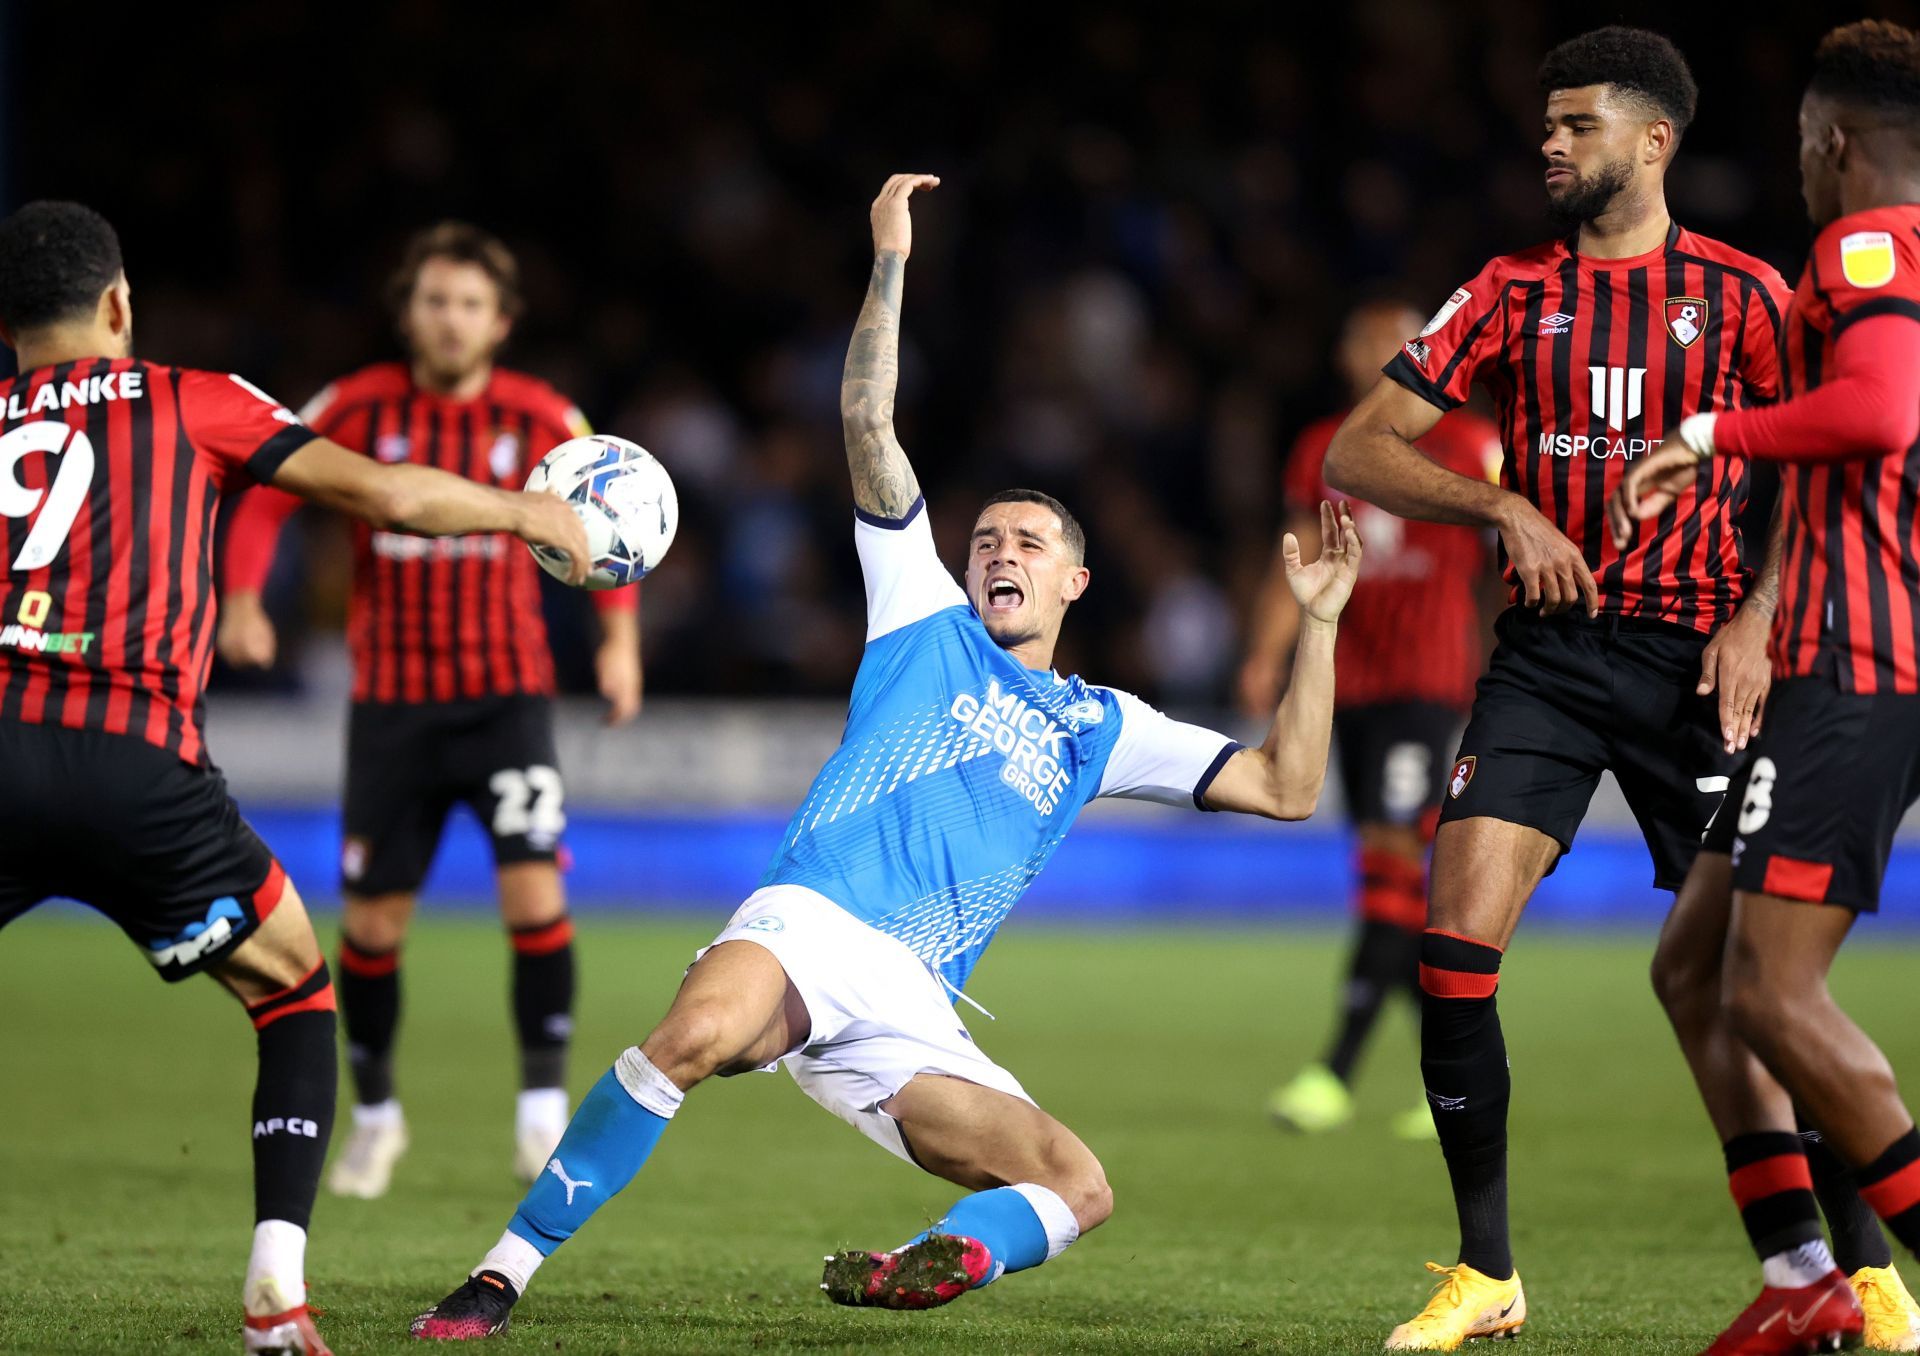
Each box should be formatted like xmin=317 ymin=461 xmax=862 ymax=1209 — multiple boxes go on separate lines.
xmin=870 ymin=173 xmax=940 ymax=259
xmin=1284 ymin=500 xmax=1364 ymax=624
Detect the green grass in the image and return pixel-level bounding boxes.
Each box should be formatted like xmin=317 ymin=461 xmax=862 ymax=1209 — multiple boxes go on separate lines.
xmin=4 ymin=910 xmax=1919 ymax=1354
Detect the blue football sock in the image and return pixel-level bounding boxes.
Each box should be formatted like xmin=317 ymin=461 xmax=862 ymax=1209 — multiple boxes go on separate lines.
xmin=908 ymin=1186 xmax=1051 ymax=1286
xmin=507 ymin=1058 xmax=677 ymax=1255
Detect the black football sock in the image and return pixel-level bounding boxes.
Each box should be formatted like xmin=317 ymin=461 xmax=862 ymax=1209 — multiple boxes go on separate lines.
xmin=1802 ymin=1123 xmax=1894 ymax=1272
xmin=1857 ymin=1126 xmax=1920 ymax=1257
xmin=1725 ymin=1131 xmax=1825 ymax=1262
xmin=338 ymin=937 xmax=400 ymax=1106
xmin=245 ymin=962 xmax=339 ymax=1230
xmin=1419 ymin=929 xmax=1512 ymax=1279
xmin=1324 ymin=919 xmax=1421 ymax=1084
xmin=511 ymin=917 xmax=575 ymax=1091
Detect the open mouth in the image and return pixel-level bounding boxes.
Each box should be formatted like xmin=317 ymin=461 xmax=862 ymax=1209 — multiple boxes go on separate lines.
xmin=985 ymin=579 xmax=1025 ymax=614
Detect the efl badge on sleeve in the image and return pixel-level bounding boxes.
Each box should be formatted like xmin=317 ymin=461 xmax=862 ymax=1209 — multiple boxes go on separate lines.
xmin=1841 ymin=231 xmax=1896 ymax=289
xmin=1665 ymin=297 xmax=1708 ymax=348
xmin=1418 ymin=288 xmax=1472 ymax=338
xmin=1448 ymin=755 xmax=1476 ymax=799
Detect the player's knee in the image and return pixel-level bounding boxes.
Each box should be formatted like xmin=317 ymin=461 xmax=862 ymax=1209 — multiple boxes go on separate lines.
xmin=1036 ymin=1136 xmax=1111 ymax=1232
xmin=342 ymin=894 xmax=412 ymax=952
xmin=640 ymin=1004 xmax=738 ymax=1089
xmin=1649 ymin=935 xmax=1717 ymax=1027
xmin=1070 ymin=1163 xmax=1114 ymax=1233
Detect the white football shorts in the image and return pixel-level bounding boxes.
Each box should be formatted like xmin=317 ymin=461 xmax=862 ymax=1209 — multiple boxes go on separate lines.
xmin=699 ymin=883 xmax=1033 ymax=1163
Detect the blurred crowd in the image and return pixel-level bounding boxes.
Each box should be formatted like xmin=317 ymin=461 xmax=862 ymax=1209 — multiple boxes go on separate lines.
xmin=4 ymin=1 xmax=1882 ymax=705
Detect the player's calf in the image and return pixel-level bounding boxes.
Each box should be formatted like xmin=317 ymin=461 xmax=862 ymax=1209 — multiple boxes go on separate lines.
xmin=212 ymin=881 xmax=339 ymax=1355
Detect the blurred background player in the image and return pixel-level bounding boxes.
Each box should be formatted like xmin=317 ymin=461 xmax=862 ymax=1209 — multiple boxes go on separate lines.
xmin=1244 ymin=298 xmax=1499 ymax=1141
xmin=0 ymin=201 xmax=589 ymax=1355
xmin=1324 ymin=27 xmax=1796 ymax=1348
xmin=218 ymin=224 xmax=644 ymax=1197
xmin=1617 ymin=21 xmax=1920 ymax=1353
xmin=408 ymin=173 xmax=1359 ymax=1342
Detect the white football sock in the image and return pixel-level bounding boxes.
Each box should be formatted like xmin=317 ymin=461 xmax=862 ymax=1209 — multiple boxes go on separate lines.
xmin=477 ymin=1228 xmax=546 ymax=1295
xmin=245 ymin=1220 xmax=308 ymax=1314
xmin=351 ymin=1098 xmax=403 ymax=1130
xmin=1762 ymin=1239 xmax=1837 ymax=1289
xmin=1010 ymin=1182 xmax=1081 ymax=1262
xmin=516 ymin=1087 xmax=569 ymax=1134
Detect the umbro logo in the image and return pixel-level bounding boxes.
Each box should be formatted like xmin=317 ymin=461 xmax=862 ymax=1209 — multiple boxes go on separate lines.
xmin=1539 ymin=312 xmax=1574 ymax=335
xmin=1428 ymin=1091 xmax=1467 ymax=1112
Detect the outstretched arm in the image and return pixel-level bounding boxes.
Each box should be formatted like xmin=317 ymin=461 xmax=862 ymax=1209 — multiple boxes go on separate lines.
xmin=841 ymin=173 xmax=938 ymax=520
xmin=1204 ymin=501 xmax=1362 ymax=819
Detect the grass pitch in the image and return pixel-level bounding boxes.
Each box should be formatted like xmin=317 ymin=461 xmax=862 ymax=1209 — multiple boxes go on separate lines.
xmin=4 ymin=908 xmax=1919 ymax=1354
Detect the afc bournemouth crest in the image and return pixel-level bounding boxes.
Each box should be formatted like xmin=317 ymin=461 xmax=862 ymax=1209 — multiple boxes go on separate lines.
xmin=1665 ymin=297 xmax=1708 ymax=348
xmin=1448 ymin=755 xmax=1476 ymax=800
xmin=488 ymin=430 xmax=522 ymax=481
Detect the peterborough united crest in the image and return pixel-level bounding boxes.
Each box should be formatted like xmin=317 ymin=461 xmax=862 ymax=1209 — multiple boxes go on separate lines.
xmin=1665 ymin=297 xmax=1708 ymax=348
xmin=1448 ymin=755 xmax=1476 ymax=799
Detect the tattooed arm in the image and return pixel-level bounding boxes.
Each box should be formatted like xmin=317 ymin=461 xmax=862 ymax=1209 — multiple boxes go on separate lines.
xmin=841 ymin=174 xmax=939 ymax=519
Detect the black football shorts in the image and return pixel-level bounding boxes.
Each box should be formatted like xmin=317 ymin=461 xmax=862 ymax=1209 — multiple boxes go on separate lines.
xmin=1438 ymin=607 xmax=1734 ymax=890
xmin=341 ymin=695 xmax=565 ymax=896
xmin=1703 ymin=676 xmax=1920 ymax=912
xmin=1334 ymin=701 xmax=1462 ymax=831
xmin=0 ymin=722 xmax=284 ymax=981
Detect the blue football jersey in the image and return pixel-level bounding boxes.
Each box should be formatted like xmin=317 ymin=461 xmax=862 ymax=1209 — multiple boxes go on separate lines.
xmin=761 ymin=501 xmax=1239 ymax=991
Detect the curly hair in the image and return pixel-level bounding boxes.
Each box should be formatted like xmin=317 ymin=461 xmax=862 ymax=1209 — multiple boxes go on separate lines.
xmin=0 ymin=201 xmax=125 ymax=332
xmin=1810 ymin=20 xmax=1920 ymax=120
xmin=1538 ymin=27 xmax=1699 ymax=136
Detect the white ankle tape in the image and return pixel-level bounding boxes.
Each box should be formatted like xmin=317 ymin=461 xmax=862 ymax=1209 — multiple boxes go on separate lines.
xmin=1011 ymin=1183 xmax=1081 ymax=1261
xmin=614 ymin=1046 xmax=685 ymax=1119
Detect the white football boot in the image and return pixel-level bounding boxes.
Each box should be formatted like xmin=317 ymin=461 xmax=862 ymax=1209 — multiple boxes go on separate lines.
xmin=326 ymin=1101 xmax=408 ymax=1199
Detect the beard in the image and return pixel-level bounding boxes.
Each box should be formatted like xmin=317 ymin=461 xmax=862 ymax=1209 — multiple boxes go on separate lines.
xmin=1546 ymin=158 xmax=1634 ymax=230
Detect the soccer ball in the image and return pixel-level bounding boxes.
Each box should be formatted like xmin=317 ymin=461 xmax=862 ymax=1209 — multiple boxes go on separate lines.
xmin=524 ymin=435 xmax=677 ymax=590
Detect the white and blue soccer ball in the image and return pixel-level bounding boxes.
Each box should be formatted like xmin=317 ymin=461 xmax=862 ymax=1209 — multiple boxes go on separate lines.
xmin=524 ymin=435 xmax=677 ymax=590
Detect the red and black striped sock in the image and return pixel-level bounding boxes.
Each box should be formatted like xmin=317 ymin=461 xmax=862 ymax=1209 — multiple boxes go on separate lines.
xmin=1856 ymin=1126 xmax=1920 ymax=1256
xmin=1419 ymin=929 xmax=1511 ymax=1279
xmin=245 ymin=961 xmax=338 ymax=1230
xmin=338 ymin=937 xmax=401 ymax=1106
xmin=511 ymin=916 xmax=576 ymax=1091
xmin=1802 ymin=1123 xmax=1893 ymax=1273
xmin=1725 ymin=1132 xmax=1824 ymax=1260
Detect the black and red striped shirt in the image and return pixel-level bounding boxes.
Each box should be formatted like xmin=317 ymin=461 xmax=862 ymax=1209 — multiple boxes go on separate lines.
xmin=1388 ymin=222 xmax=1790 ymax=635
xmin=0 ymin=358 xmax=315 ymax=765
xmin=224 ymin=362 xmax=631 ymax=705
xmin=1729 ymin=206 xmax=1920 ymax=692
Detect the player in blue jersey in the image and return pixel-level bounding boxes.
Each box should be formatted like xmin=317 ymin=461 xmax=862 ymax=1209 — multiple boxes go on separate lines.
xmin=409 ymin=174 xmax=1363 ymax=1340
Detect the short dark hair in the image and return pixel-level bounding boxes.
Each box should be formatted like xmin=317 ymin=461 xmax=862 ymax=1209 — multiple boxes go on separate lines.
xmin=1538 ymin=27 xmax=1699 ymax=137
xmin=0 ymin=201 xmax=125 ymax=332
xmin=980 ymin=488 xmax=1086 ymax=564
xmin=387 ymin=221 xmax=523 ymax=320
xmin=1810 ymin=20 xmax=1920 ymax=124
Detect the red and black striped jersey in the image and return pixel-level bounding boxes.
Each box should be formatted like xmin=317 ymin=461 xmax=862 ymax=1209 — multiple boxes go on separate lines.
xmin=1387 ymin=222 xmax=1790 ymax=635
xmin=224 ymin=362 xmax=630 ymax=705
xmin=1285 ymin=408 xmax=1499 ymax=709
xmin=1767 ymin=206 xmax=1920 ymax=692
xmin=0 ymin=358 xmax=315 ymax=765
